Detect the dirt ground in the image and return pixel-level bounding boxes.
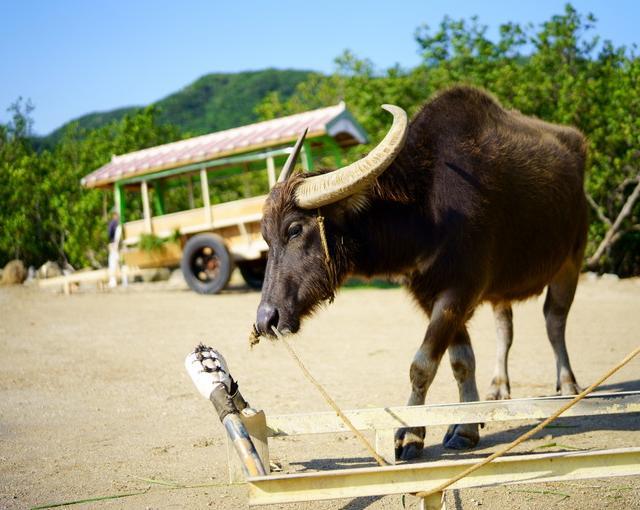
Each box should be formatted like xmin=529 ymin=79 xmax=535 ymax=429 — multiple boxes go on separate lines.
xmin=1 ymin=273 xmax=639 ymax=510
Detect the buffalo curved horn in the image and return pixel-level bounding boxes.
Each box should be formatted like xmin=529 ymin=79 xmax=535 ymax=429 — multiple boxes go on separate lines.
xmin=277 ymin=128 xmax=308 ymax=183
xmin=294 ymin=105 xmax=408 ymax=209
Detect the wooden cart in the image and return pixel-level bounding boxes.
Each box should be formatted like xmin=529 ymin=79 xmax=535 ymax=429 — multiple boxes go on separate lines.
xmin=81 ymin=104 xmax=367 ymax=293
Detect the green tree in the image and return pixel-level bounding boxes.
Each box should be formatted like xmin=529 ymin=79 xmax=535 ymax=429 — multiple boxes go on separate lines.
xmin=0 ymin=99 xmax=59 ymax=265
xmin=0 ymin=105 xmax=180 ymax=269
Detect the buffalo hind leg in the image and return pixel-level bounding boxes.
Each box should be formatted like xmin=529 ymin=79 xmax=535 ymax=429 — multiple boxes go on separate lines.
xmin=443 ymin=326 xmax=481 ymax=449
xmin=544 ymin=259 xmax=581 ymax=395
xmin=395 ymin=291 xmax=469 ymax=460
xmin=486 ymin=302 xmax=513 ymax=400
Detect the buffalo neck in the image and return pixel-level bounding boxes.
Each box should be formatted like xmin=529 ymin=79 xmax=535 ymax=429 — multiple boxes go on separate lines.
xmin=344 ymin=197 xmax=437 ymax=278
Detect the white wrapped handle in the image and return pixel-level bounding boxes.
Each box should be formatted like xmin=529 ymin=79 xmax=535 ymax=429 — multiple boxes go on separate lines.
xmin=185 ymin=345 xmax=233 ymax=399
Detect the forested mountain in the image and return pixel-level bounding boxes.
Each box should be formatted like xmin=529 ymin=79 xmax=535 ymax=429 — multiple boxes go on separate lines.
xmin=37 ymin=68 xmax=315 ymax=148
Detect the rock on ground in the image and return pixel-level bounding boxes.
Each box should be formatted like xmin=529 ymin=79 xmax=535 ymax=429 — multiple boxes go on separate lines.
xmin=1 ymin=260 xmax=26 ymax=285
xmin=37 ymin=261 xmax=62 ymax=279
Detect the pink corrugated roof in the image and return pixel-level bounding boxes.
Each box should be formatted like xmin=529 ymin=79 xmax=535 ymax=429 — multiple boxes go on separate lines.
xmin=81 ymin=103 xmax=362 ymax=188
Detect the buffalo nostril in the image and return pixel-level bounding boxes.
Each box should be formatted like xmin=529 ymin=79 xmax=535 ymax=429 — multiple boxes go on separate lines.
xmin=257 ymin=304 xmax=279 ymax=335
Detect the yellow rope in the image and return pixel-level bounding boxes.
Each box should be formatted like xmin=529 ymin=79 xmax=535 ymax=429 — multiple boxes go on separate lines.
xmin=415 ymin=344 xmax=640 ymax=498
xmin=272 ymin=326 xmax=389 ymax=467
xmin=316 ymin=210 xmax=337 ymax=292
xmin=316 ymin=210 xmax=332 ymax=267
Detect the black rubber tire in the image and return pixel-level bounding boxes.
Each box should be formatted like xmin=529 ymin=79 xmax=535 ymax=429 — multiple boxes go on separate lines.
xmin=238 ymin=259 xmax=267 ymax=289
xmin=181 ymin=233 xmax=233 ymax=294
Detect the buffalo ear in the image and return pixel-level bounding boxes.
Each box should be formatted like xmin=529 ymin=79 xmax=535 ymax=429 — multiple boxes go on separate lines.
xmin=341 ymin=191 xmax=370 ymax=213
xmin=326 ymin=189 xmax=371 ymax=221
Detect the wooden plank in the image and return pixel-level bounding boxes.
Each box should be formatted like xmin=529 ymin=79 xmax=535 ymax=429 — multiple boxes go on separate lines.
xmin=122 ymin=243 xmax=182 ymax=269
xmin=247 ymin=447 xmax=640 ymax=505
xmin=38 ymin=268 xmax=145 ymax=288
xmin=123 ymin=196 xmax=266 ymax=245
xmin=38 ymin=269 xmax=109 ymax=287
xmin=266 ymin=391 xmax=640 ymax=437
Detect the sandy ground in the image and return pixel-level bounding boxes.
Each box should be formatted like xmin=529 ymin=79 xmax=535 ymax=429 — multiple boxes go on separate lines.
xmin=1 ymin=273 xmax=639 ymax=510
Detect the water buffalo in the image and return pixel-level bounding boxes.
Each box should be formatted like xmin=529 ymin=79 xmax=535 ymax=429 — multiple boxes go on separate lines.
xmin=254 ymin=85 xmax=588 ymax=460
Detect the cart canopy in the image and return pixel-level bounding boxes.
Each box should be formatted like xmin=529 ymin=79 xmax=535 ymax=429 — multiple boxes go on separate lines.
xmin=81 ymin=103 xmax=367 ymax=189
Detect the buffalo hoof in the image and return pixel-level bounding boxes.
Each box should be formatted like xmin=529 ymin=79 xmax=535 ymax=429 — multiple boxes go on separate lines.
xmin=557 ymin=381 xmax=581 ymax=396
xmin=395 ymin=426 xmax=425 ymax=461
xmin=443 ymin=423 xmax=479 ymax=450
xmin=485 ymin=378 xmax=511 ymax=400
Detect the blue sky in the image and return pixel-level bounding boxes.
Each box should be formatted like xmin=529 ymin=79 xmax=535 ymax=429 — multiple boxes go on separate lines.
xmin=1 ymin=0 xmax=638 ymax=135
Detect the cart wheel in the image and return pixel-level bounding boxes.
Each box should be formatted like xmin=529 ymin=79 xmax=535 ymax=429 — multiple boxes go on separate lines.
xmin=238 ymin=259 xmax=266 ymax=289
xmin=181 ymin=234 xmax=233 ymax=294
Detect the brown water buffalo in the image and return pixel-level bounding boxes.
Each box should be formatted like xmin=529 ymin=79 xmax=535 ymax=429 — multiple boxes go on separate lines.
xmin=254 ymin=85 xmax=588 ymax=460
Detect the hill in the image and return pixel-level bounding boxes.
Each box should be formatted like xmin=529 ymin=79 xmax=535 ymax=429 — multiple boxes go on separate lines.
xmin=37 ymin=68 xmax=316 ymax=149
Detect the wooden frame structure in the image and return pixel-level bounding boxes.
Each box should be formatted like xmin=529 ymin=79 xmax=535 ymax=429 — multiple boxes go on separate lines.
xmin=224 ymin=391 xmax=640 ymax=507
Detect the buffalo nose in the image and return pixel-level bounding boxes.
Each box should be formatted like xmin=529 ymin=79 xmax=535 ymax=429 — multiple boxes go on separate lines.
xmin=256 ymin=303 xmax=279 ymax=335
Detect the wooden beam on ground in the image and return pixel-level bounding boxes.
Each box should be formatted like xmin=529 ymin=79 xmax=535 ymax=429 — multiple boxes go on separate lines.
xmin=247 ymin=447 xmax=640 ymax=505
xmin=37 ymin=267 xmax=143 ymax=293
xmin=266 ymin=391 xmax=640 ymax=437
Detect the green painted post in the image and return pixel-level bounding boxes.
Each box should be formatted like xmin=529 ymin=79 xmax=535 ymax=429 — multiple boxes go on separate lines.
xmin=114 ymin=183 xmax=125 ymax=223
xmin=153 ymin=180 xmax=166 ymax=215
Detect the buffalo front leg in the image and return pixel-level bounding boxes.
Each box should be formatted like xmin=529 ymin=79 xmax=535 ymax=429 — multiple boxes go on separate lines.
xmin=544 ymin=259 xmax=581 ymax=395
xmin=395 ymin=293 xmax=468 ymax=460
xmin=443 ymin=327 xmax=481 ymax=449
xmin=486 ymin=302 xmax=513 ymax=400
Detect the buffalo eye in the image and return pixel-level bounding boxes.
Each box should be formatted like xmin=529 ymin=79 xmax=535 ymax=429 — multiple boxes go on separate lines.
xmin=287 ymin=223 xmax=302 ymax=241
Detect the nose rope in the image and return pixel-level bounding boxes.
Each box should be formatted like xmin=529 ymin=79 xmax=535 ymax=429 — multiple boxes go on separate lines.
xmin=316 ymin=209 xmax=338 ymax=301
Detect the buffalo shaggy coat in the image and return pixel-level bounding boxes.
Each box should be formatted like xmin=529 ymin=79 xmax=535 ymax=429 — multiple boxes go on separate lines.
xmin=255 ymin=86 xmax=588 ymax=460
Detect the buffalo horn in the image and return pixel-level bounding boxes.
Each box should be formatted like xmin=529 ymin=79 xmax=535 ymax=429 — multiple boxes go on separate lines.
xmin=294 ymin=105 xmax=408 ymax=208
xmin=277 ymin=128 xmax=308 ymax=183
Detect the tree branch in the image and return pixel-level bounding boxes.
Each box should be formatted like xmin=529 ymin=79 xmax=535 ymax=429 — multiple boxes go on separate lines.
xmin=609 ymin=225 xmax=640 ymax=246
xmin=616 ymin=174 xmax=640 ymax=193
xmin=585 ymin=193 xmax=612 ymax=228
xmin=587 ymin=175 xmax=640 ymax=269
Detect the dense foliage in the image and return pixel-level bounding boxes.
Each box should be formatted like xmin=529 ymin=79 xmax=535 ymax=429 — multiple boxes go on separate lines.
xmin=257 ymin=5 xmax=640 ymax=275
xmin=0 ymin=105 xmax=179 ymax=268
xmin=37 ymin=69 xmax=313 ymax=150
xmin=1 ymin=4 xmax=638 ymax=275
